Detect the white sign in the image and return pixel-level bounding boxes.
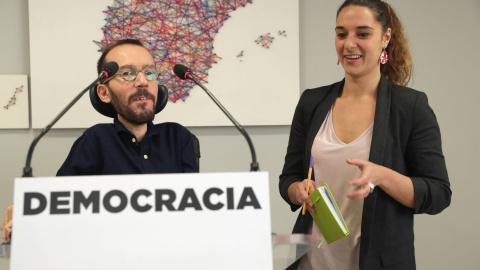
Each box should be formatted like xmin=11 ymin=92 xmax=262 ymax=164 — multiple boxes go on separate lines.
xmin=11 ymin=172 xmax=272 ymax=270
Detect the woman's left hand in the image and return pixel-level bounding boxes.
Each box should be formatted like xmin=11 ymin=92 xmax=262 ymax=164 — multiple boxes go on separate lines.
xmin=345 ymin=158 xmax=383 ymax=199
xmin=345 ymin=158 xmax=415 ymax=208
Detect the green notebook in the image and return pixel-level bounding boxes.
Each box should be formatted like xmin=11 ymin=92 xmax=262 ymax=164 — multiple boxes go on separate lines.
xmin=309 ymin=183 xmax=349 ymax=244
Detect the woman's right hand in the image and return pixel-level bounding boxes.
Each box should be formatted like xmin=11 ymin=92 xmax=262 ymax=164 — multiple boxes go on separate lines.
xmin=1 ymin=205 xmax=13 ymax=242
xmin=287 ymin=180 xmax=319 ymax=213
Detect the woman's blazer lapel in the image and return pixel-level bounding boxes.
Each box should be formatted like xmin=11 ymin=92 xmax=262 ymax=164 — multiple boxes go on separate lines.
xmin=360 ymin=75 xmax=392 ymax=260
xmin=304 ymin=81 xmax=344 ymax=171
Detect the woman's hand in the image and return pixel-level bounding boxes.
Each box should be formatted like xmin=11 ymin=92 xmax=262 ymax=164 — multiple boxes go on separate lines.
xmin=346 ymin=159 xmax=382 ymax=199
xmin=346 ymin=158 xmax=414 ymax=208
xmin=288 ymin=179 xmax=320 ymax=213
xmin=1 ymin=205 xmax=13 ymax=242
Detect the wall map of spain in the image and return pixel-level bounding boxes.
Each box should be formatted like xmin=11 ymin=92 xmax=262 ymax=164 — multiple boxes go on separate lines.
xmin=95 ymin=0 xmax=253 ymax=102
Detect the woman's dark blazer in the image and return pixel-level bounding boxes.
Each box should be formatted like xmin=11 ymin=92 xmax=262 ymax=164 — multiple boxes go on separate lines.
xmin=279 ymin=76 xmax=452 ymax=270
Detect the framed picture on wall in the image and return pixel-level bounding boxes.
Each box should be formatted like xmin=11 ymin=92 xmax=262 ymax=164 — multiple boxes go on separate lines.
xmin=0 ymin=75 xmax=29 ymax=129
xmin=29 ymin=0 xmax=299 ymax=128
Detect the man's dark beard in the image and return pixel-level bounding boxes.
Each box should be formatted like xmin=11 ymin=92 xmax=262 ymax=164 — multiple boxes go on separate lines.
xmin=109 ymin=88 xmax=156 ymax=126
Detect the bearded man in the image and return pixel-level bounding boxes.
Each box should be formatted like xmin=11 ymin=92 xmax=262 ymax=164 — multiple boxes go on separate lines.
xmin=57 ymin=39 xmax=198 ymax=175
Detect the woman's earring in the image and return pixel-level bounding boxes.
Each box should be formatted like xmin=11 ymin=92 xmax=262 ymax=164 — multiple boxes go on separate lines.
xmin=380 ymin=47 xmax=388 ymax=64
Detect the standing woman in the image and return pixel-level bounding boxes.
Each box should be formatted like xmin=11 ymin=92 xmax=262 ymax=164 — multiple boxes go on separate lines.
xmin=279 ymin=0 xmax=451 ymax=269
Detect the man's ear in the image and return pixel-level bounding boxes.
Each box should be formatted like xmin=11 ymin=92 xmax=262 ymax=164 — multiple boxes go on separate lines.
xmin=97 ymin=84 xmax=112 ymax=103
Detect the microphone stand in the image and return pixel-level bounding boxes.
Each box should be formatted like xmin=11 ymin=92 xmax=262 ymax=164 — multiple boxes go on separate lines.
xmin=22 ymin=78 xmax=105 ymax=177
xmin=187 ymin=76 xmax=260 ymax=171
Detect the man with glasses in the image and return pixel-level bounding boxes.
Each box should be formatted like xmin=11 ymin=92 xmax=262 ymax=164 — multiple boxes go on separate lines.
xmin=1 ymin=39 xmax=199 ymax=242
xmin=56 ymin=39 xmax=199 ymax=176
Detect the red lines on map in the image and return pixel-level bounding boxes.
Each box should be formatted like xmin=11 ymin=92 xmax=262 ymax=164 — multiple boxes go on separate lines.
xmin=4 ymin=85 xmax=23 ymax=109
xmin=94 ymin=0 xmax=253 ymax=102
xmin=254 ymin=33 xmax=275 ymax=48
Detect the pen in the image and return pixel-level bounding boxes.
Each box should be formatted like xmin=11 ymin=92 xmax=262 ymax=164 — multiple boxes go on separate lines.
xmin=302 ymin=156 xmax=314 ymax=215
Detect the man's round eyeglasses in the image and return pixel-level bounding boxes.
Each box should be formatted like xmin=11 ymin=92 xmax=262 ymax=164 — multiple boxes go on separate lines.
xmin=103 ymin=66 xmax=159 ymax=84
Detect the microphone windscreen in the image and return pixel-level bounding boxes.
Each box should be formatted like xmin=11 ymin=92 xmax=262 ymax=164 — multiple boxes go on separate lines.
xmin=173 ymin=64 xmax=190 ymax=80
xmin=102 ymin=62 xmax=119 ymax=78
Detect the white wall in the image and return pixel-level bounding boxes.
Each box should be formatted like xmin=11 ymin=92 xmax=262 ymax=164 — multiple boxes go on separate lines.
xmin=1 ymin=0 xmax=479 ymax=269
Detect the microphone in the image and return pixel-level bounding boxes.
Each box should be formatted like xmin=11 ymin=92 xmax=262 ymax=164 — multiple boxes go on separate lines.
xmin=22 ymin=62 xmax=119 ymax=177
xmin=173 ymin=64 xmax=260 ymax=171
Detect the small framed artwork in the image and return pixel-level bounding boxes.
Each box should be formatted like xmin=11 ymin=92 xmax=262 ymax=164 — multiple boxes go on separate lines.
xmin=0 ymin=75 xmax=29 ymax=129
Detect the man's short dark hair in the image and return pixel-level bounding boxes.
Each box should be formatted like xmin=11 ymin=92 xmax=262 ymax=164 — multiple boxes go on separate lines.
xmin=96 ymin=39 xmax=145 ymax=75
